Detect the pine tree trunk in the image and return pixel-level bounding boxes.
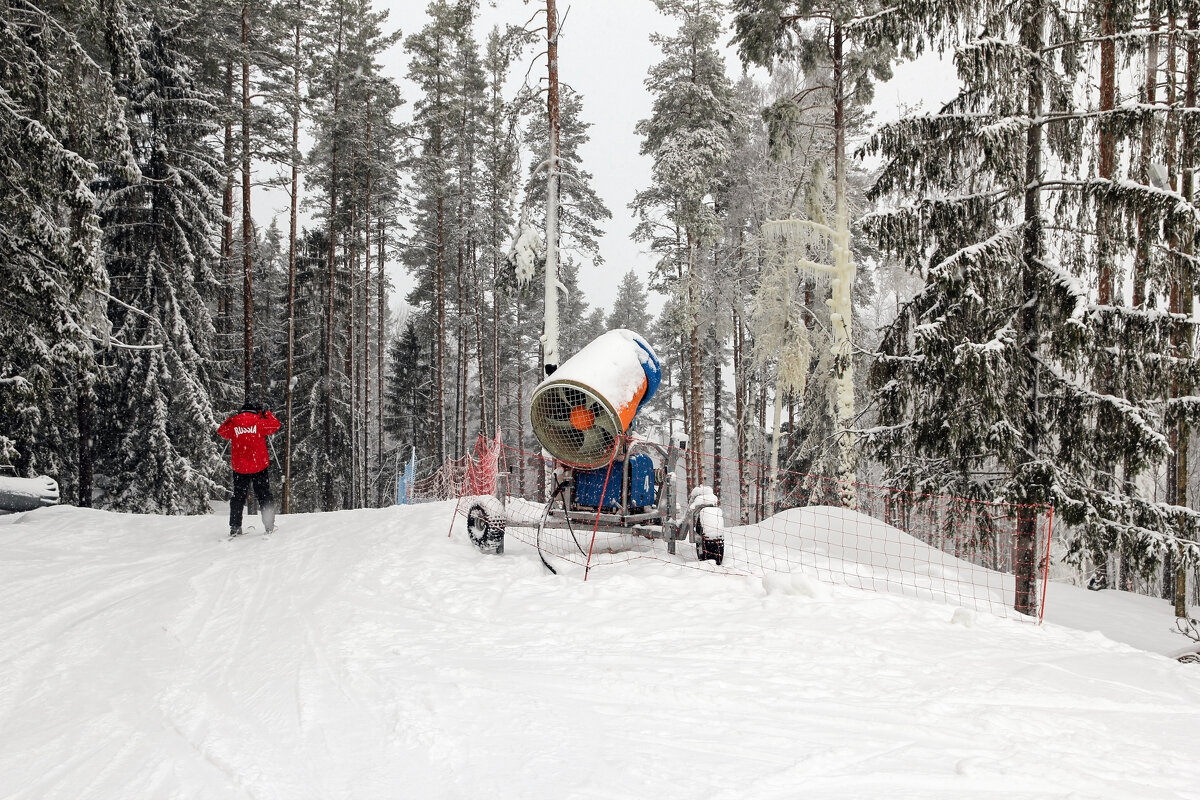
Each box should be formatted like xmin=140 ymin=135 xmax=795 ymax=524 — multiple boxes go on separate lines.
xmin=713 ymin=357 xmax=722 ymax=503
xmin=364 ymin=93 xmax=373 ymax=507
xmin=1097 ymin=0 xmax=1116 ymax=306
xmin=76 ymin=378 xmax=93 ymax=507
xmin=347 ymin=211 xmax=357 ymax=507
xmin=516 ymin=298 xmax=527 ymax=497
xmin=734 ymin=306 xmax=749 ymax=524
xmin=543 ymin=0 xmax=561 ymax=376
xmin=1137 ymin=0 xmax=1160 ymax=312
xmin=456 ymin=240 xmax=466 ymax=458
xmin=1175 ymin=8 xmax=1198 ymax=619
xmin=282 ymin=7 xmax=300 ymax=514
xmin=241 ymin=2 xmax=254 ymax=398
xmin=222 ymin=61 xmax=235 ymax=368
xmin=830 ymin=21 xmax=857 ymax=507
xmin=687 ymin=234 xmax=704 ymax=489
xmin=1097 ymin=0 xmax=1120 ymax=588
xmin=377 ymin=213 xmax=385 ymax=505
xmin=474 ymin=244 xmax=487 ymax=437
xmin=323 ymin=13 xmax=344 ymax=511
xmin=1014 ymin=0 xmax=1046 ymax=617
xmin=758 ymin=382 xmax=768 ymax=521
xmin=436 ymin=191 xmax=446 ymax=462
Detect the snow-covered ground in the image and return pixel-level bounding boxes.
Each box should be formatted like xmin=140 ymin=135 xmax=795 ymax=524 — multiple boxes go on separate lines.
xmin=2 ymin=501 xmax=1199 ymax=799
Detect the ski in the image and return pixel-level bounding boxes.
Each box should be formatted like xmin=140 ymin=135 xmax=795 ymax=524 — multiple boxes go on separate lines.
xmin=225 ymin=524 xmax=275 ymax=541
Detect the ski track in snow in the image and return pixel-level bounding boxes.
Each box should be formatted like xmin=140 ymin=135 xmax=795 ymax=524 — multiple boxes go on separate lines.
xmin=1 ymin=502 xmax=1199 ymax=799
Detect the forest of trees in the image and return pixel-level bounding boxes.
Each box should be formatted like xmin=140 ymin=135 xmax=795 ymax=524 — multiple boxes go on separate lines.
xmin=2 ymin=0 xmax=1198 ymax=609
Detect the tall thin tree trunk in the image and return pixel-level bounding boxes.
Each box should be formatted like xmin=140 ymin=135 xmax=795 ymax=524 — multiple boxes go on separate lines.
xmin=347 ymin=210 xmax=357 ymax=507
xmin=830 ymin=21 xmax=857 ymax=506
xmin=516 ymin=298 xmax=527 ymax=497
xmin=1096 ymin=0 xmax=1119 ymax=588
xmin=543 ymin=0 xmax=561 ymax=376
xmin=435 ymin=189 xmax=447 ymax=464
xmin=1164 ymin=12 xmax=1182 ymax=598
xmin=687 ymin=235 xmax=704 ymax=489
xmin=713 ymin=356 xmax=722 ymax=504
xmin=1175 ymin=8 xmax=1198 ymax=618
xmin=283 ymin=6 xmax=301 ymax=514
xmin=323 ymin=10 xmax=344 ymax=511
xmin=76 ymin=378 xmax=93 ymax=507
xmin=1014 ymin=0 xmax=1046 ymax=617
xmin=734 ymin=306 xmax=748 ymax=524
xmin=377 ymin=213 xmax=386 ymax=505
xmin=241 ymin=2 xmax=254 ymax=398
xmin=364 ymin=92 xmax=373 ymax=507
xmin=474 ymin=243 xmax=487 ymax=436
xmin=456 ymin=242 xmax=466 ymax=458
xmin=1097 ymin=0 xmax=1116 ymax=306
xmin=222 ymin=61 xmax=235 ymax=373
xmin=1137 ymin=0 xmax=1160 ymax=312
xmin=1140 ymin=0 xmax=1162 ymax=598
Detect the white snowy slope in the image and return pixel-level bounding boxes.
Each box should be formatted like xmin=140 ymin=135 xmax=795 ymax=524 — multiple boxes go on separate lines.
xmin=2 ymin=503 xmax=1199 ymax=800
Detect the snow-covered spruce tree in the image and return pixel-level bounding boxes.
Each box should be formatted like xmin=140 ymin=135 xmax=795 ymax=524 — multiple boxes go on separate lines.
xmin=93 ymin=11 xmax=225 ymax=513
xmin=862 ymin=0 xmax=1200 ymax=614
xmin=633 ymin=0 xmax=743 ymax=488
xmin=607 ymin=270 xmax=654 ymax=335
xmin=0 ymin=0 xmax=137 ymax=500
xmin=384 ymin=315 xmax=434 ymax=464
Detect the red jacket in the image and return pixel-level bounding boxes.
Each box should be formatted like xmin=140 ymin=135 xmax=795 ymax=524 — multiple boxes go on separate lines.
xmin=218 ymin=410 xmax=282 ymax=474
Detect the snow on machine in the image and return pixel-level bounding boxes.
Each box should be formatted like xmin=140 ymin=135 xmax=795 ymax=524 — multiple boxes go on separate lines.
xmin=0 ymin=466 xmax=60 ymax=514
xmin=465 ymin=329 xmax=725 ymax=568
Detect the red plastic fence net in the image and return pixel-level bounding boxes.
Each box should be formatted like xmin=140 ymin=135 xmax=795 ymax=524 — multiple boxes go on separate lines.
xmin=433 ymin=433 xmax=1054 ymax=621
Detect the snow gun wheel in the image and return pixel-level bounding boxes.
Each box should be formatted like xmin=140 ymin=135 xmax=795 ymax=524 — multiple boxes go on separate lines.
xmin=692 ymin=503 xmax=725 ymax=566
xmin=696 ymin=535 xmax=724 ymax=566
xmin=467 ymin=503 xmax=505 ymax=555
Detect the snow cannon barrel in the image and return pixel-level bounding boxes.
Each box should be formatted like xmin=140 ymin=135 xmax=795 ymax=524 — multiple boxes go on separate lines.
xmin=530 ymin=330 xmax=661 ymax=468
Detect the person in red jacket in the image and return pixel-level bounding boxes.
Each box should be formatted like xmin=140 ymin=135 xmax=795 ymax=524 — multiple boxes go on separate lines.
xmin=217 ymin=400 xmax=282 ymax=537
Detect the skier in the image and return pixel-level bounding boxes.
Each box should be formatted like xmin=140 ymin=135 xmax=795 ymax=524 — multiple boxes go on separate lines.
xmin=217 ymin=400 xmax=281 ymax=537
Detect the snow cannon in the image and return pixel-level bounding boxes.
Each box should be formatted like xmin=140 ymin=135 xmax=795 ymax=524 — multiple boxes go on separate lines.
xmin=530 ymin=329 xmax=661 ymax=467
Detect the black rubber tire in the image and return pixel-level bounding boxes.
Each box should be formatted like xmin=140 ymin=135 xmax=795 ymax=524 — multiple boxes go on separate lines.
xmin=696 ymin=535 xmax=724 ymax=566
xmin=467 ymin=504 xmax=505 ymax=555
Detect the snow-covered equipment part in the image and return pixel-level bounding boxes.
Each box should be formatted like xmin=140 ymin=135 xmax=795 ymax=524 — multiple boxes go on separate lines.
xmin=530 ymin=329 xmax=661 ymax=468
xmin=0 ymin=468 xmax=60 ymax=514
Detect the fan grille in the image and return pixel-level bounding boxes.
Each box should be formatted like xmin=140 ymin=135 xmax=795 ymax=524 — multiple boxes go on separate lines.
xmin=530 ymin=381 xmax=623 ymax=467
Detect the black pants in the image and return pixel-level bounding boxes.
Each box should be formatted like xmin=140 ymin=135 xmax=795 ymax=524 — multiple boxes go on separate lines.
xmin=230 ymin=468 xmax=273 ymax=528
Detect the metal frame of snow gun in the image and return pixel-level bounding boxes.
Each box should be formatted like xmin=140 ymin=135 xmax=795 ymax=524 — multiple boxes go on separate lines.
xmin=465 ymin=436 xmax=726 ymax=573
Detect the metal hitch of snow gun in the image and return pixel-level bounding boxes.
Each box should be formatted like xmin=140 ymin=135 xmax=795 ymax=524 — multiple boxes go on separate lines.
xmin=464 ymin=329 xmax=724 ymax=567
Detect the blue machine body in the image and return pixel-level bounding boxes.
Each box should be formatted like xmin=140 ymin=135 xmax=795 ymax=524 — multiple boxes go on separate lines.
xmin=574 ymin=453 xmax=656 ymax=509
